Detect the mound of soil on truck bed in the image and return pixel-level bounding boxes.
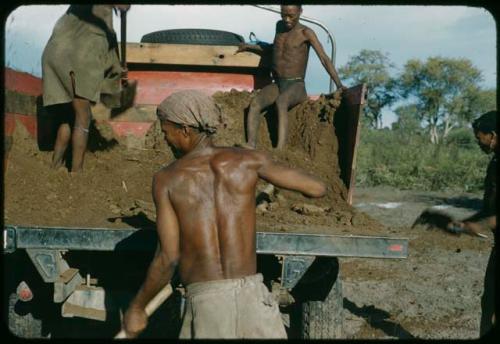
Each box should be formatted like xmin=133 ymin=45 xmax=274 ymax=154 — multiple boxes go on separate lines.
xmin=4 ymin=90 xmax=383 ymax=235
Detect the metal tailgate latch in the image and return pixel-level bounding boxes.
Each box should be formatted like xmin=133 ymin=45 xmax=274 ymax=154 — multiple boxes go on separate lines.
xmin=278 ymin=255 xmax=315 ymax=289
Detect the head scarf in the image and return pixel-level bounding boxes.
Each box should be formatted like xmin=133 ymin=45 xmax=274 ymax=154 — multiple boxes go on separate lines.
xmin=157 ymin=90 xmax=223 ymax=135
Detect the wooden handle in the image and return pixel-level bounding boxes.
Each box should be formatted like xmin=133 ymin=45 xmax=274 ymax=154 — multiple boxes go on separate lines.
xmin=115 ymin=284 xmax=174 ymax=339
xmin=120 ymin=10 xmax=127 ymax=68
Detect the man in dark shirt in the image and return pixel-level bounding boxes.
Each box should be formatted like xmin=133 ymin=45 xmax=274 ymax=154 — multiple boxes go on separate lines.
xmin=449 ymin=110 xmax=497 ymax=336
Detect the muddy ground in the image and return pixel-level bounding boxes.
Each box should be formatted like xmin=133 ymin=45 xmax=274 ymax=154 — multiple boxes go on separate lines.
xmin=3 ymin=89 xmax=495 ymax=339
xmin=342 ymin=186 xmax=494 ymax=339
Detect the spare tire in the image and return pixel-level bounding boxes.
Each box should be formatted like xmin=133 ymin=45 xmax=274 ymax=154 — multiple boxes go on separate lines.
xmin=141 ymin=29 xmax=244 ymax=46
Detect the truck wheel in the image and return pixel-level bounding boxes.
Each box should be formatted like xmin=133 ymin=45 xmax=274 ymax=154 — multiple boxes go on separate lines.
xmin=7 ymin=293 xmax=44 ymax=338
xmin=301 ymin=275 xmax=343 ymax=339
xmin=141 ymin=29 xmax=244 ymax=46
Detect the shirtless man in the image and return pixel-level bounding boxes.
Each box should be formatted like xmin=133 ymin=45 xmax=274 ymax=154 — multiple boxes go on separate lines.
xmin=236 ymin=4 xmax=346 ymax=149
xmin=42 ymin=5 xmax=130 ymax=173
xmin=121 ymin=90 xmax=326 ymax=339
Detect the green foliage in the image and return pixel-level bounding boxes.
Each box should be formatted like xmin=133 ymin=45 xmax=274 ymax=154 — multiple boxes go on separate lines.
xmin=356 ymin=127 xmax=490 ymax=192
xmin=339 ymin=49 xmax=397 ymax=129
xmin=391 ymin=104 xmax=423 ymax=135
xmin=340 ymin=50 xmax=495 ymax=191
xmin=398 ymin=57 xmax=485 ymax=144
xmin=444 ymin=127 xmax=477 ymax=150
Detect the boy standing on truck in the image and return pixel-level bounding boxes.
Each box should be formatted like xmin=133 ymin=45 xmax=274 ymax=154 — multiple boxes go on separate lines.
xmin=236 ymin=4 xmax=346 ymax=150
xmin=42 ymin=5 xmax=130 ymax=174
xmin=121 ymin=90 xmax=326 ymax=339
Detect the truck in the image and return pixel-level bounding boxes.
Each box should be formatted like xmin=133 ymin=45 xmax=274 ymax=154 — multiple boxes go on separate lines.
xmin=3 ymin=10 xmax=408 ymax=339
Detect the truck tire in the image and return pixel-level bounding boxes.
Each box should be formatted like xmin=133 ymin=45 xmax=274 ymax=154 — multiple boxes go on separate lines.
xmin=301 ymin=275 xmax=343 ymax=339
xmin=141 ymin=29 xmax=244 ymax=46
xmin=7 ymin=293 xmax=44 ymax=338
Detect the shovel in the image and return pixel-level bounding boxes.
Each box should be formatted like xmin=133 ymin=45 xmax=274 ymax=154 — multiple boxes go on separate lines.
xmin=117 ymin=8 xmax=137 ymax=111
xmin=115 ymin=284 xmax=173 ymax=339
xmin=412 ymin=209 xmax=488 ymax=238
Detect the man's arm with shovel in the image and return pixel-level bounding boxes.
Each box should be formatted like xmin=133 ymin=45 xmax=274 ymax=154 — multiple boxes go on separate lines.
xmin=413 ymin=209 xmax=493 ymax=238
xmin=119 ymin=177 xmax=180 ymax=338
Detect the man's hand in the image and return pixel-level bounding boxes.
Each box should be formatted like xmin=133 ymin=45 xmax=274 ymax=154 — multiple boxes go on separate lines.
xmin=462 ymin=221 xmax=489 ymax=238
xmin=447 ymin=220 xmax=488 ymax=238
xmin=234 ymin=43 xmax=248 ymax=55
xmin=114 ymin=5 xmax=131 ymax=12
xmin=122 ymin=305 xmax=148 ymax=338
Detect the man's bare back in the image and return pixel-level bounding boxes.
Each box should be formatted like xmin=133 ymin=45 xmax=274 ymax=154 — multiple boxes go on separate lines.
xmin=154 ymin=146 xmax=261 ymax=285
xmin=155 ymin=143 xmax=326 ymax=285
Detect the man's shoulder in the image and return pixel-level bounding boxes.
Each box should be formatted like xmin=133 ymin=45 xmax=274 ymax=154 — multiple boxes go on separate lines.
xmin=211 ymin=146 xmax=269 ymax=165
xmin=300 ymin=24 xmax=315 ymax=37
xmin=212 ymin=146 xmax=254 ymax=159
xmin=154 ymin=161 xmax=179 ymax=181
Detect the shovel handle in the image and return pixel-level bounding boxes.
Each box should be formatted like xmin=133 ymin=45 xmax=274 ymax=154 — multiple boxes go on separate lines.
xmin=115 ymin=284 xmax=174 ymax=339
xmin=120 ymin=9 xmax=127 ymax=69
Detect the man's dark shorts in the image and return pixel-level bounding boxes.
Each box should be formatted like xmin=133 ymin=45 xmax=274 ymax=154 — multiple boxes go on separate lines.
xmin=276 ymin=77 xmax=305 ymax=93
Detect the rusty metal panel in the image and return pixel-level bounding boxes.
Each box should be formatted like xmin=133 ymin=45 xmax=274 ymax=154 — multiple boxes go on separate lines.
xmin=128 ymin=70 xmax=270 ymax=105
xmin=4 ymin=68 xmax=42 ymax=96
xmin=4 ymin=114 xmax=38 ymax=139
xmin=333 ymin=84 xmax=367 ymax=205
xmin=280 ymin=255 xmax=315 ymax=289
xmin=4 ymin=90 xmax=38 ymax=116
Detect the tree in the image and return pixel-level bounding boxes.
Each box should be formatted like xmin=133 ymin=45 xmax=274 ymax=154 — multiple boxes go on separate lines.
xmin=339 ymin=50 xmax=398 ymax=129
xmin=450 ymin=87 xmax=497 ymax=127
xmin=392 ymin=104 xmax=422 ymax=135
xmin=398 ymin=57 xmax=485 ymax=144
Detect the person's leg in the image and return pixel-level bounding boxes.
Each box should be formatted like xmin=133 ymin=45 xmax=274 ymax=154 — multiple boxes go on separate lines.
xmin=245 ymin=83 xmax=279 ymax=148
xmin=275 ymin=81 xmax=307 ymax=150
xmin=52 ymin=123 xmax=71 ymax=169
xmin=50 ymin=104 xmax=73 ymax=169
xmin=480 ymin=247 xmax=495 ymax=337
xmin=70 ymin=97 xmax=92 ymax=173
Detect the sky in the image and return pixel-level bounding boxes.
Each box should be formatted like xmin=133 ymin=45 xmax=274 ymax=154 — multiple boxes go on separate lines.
xmin=4 ymin=4 xmax=497 ymax=127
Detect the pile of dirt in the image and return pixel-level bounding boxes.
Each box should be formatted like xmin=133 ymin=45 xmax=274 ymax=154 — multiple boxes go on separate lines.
xmin=4 ymin=89 xmax=384 ymax=235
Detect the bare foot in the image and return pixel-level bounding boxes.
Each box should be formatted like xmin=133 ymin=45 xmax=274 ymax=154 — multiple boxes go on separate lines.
xmin=69 ymin=169 xmax=85 ymax=178
xmin=54 ymin=165 xmax=68 ymax=174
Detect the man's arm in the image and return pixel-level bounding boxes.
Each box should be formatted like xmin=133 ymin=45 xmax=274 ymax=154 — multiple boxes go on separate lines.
xmin=256 ymin=151 xmax=326 ymax=198
xmin=464 ymin=216 xmax=496 ymax=234
xmin=122 ymin=173 xmax=180 ymax=338
xmin=304 ymin=28 xmax=345 ymax=90
xmin=235 ymin=42 xmax=272 ymax=56
xmin=235 ymin=21 xmax=276 ymax=56
xmin=450 ymin=182 xmax=496 ymax=236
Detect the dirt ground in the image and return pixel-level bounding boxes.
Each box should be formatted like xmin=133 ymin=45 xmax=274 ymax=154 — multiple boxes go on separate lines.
xmin=342 ymin=186 xmax=494 ymax=339
xmin=3 ymin=90 xmax=494 ymax=339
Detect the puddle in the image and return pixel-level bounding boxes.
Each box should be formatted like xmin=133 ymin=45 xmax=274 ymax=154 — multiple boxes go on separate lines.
xmin=354 ymin=202 xmax=403 ymax=209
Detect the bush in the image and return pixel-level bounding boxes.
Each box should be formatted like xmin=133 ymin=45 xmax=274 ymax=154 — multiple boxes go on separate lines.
xmin=444 ymin=127 xmax=477 ymax=150
xmin=356 ymin=127 xmax=489 ymax=192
